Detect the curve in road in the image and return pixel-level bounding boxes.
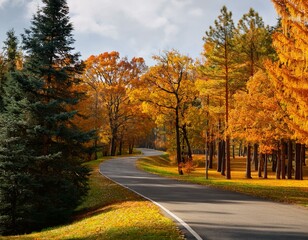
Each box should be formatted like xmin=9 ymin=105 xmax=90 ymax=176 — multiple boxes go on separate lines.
xmin=99 ymin=148 xmax=308 ymax=240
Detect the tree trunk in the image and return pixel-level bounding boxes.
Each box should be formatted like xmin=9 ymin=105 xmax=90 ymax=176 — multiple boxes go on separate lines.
xmin=246 ymin=144 xmax=252 ymax=178
xmin=110 ymin=135 xmax=117 ymax=156
xmin=295 ymin=143 xmax=301 ymax=180
xmin=118 ymin=140 xmax=123 ymax=155
xmin=300 ymin=144 xmax=305 ymax=179
xmin=226 ymin=136 xmax=231 ymax=179
xmin=276 ymin=143 xmax=281 ymax=179
xmin=221 ymin=140 xmax=226 ymax=176
xmin=287 ymin=139 xmax=293 ymax=179
xmin=258 ymin=153 xmax=263 ymax=178
xmin=263 ymin=154 xmax=268 ymax=179
xmin=239 ymin=141 xmax=243 ymax=156
xmin=93 ymin=139 xmax=98 ymax=160
xmin=272 ymin=153 xmax=277 ymax=172
xmin=302 ymin=144 xmax=306 ymax=166
xmin=217 ymin=140 xmax=222 ymax=172
xmin=182 ymin=123 xmax=192 ymax=160
xmin=175 ymin=106 xmax=183 ymax=175
xmin=253 ymin=144 xmax=258 ymax=171
xmin=281 ymin=139 xmax=286 ymax=179
xmin=209 ymin=141 xmax=214 ymax=169
xmin=128 ymin=140 xmax=134 ymax=154
xmin=232 ymin=141 xmax=235 ymax=159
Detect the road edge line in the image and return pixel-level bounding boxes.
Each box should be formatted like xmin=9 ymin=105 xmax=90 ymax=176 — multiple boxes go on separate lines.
xmin=99 ymin=161 xmax=203 ymax=240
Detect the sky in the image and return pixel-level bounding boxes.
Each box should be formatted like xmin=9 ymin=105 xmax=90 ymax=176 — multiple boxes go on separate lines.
xmin=0 ymin=0 xmax=279 ymax=66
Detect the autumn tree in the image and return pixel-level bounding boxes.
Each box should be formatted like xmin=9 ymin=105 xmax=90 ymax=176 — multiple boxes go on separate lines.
xmin=138 ymin=50 xmax=196 ymax=175
xmin=84 ymin=52 xmax=146 ymax=156
xmin=267 ymin=0 xmax=307 ymax=144
xmin=229 ymin=70 xmax=290 ymax=178
xmin=266 ymin=0 xmax=307 ymax=180
xmin=201 ymin=6 xmax=236 ymax=179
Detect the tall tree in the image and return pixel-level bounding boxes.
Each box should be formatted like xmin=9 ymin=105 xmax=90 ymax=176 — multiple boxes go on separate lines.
xmin=15 ymin=0 xmax=92 ymax=231
xmin=267 ymin=0 xmax=308 ymax=144
xmin=0 ymin=29 xmax=20 ymax=112
xmin=0 ymin=29 xmax=36 ymax=235
xmin=138 ymin=50 xmax=196 ymax=175
xmin=235 ymin=8 xmax=275 ymax=86
xmin=202 ymin=6 xmax=236 ymax=179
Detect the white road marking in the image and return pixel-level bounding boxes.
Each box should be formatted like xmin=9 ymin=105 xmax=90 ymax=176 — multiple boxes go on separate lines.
xmin=99 ymin=160 xmax=203 ymax=240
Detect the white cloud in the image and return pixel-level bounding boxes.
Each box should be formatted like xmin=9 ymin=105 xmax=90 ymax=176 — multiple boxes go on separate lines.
xmin=0 ymin=0 xmax=25 ymax=8
xmin=25 ymin=0 xmax=41 ymax=19
xmin=0 ymin=0 xmax=278 ymax=65
xmin=188 ymin=8 xmax=203 ymax=17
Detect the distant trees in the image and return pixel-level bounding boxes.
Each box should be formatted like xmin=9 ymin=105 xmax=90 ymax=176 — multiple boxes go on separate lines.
xmin=82 ymin=52 xmax=149 ymax=156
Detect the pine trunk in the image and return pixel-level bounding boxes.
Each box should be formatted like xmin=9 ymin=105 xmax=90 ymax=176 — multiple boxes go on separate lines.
xmin=217 ymin=140 xmax=222 ymax=172
xmin=263 ymin=154 xmax=268 ymax=179
xmin=209 ymin=141 xmax=214 ymax=169
xmin=287 ymin=140 xmax=293 ymax=179
xmin=253 ymin=144 xmax=258 ymax=171
xmin=258 ymin=153 xmax=263 ymax=178
xmin=281 ymin=140 xmax=286 ymax=179
xmin=246 ymin=144 xmax=252 ymax=178
xmin=221 ymin=140 xmax=226 ymax=176
xmin=276 ymin=143 xmax=281 ymax=179
xmin=295 ymin=143 xmax=301 ymax=180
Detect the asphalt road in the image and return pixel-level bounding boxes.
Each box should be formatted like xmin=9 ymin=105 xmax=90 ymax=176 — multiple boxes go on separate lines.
xmin=99 ymin=148 xmax=308 ymax=240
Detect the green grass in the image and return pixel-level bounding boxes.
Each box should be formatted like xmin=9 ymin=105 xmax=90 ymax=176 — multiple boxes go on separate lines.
xmin=137 ymin=154 xmax=308 ymax=208
xmin=1 ymin=155 xmax=184 ymax=240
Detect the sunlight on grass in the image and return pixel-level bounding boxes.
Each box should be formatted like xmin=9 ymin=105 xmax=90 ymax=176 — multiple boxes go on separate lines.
xmin=137 ymin=154 xmax=308 ymax=208
xmin=7 ymin=202 xmax=181 ymax=240
xmin=1 ymin=155 xmax=184 ymax=240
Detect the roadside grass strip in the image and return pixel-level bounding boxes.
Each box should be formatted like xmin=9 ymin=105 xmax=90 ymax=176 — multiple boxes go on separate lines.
xmin=1 ymin=157 xmax=184 ymax=240
xmin=137 ymin=154 xmax=308 ymax=208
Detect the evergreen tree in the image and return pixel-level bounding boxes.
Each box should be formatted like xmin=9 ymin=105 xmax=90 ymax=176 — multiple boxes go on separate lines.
xmin=0 ymin=53 xmax=5 ymax=112
xmin=202 ymin=6 xmax=236 ymax=179
xmin=0 ymin=30 xmax=20 ymax=112
xmin=0 ymin=73 xmax=35 ymax=235
xmin=0 ymin=29 xmax=36 ymax=235
xmin=2 ymin=0 xmax=92 ymax=232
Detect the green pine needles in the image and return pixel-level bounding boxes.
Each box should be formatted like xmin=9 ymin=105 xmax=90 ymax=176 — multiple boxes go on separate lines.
xmin=0 ymin=0 xmax=95 ymax=235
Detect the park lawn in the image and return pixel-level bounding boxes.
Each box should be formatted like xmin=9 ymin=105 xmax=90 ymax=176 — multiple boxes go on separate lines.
xmin=1 ymin=156 xmax=184 ymax=240
xmin=137 ymin=154 xmax=308 ymax=208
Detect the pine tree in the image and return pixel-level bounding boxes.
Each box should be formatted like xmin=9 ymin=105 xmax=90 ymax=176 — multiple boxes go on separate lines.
xmin=267 ymin=0 xmax=308 ymax=144
xmin=15 ymin=0 xmax=92 ymax=230
xmin=0 ymin=53 xmax=5 ymax=113
xmin=234 ymin=8 xmax=275 ymax=86
xmin=202 ymin=6 xmax=236 ymax=179
xmin=0 ymin=29 xmax=36 ymax=235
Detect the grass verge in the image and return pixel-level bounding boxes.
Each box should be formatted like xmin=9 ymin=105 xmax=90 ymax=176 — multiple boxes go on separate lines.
xmin=137 ymin=154 xmax=308 ymax=208
xmin=1 ymin=156 xmax=184 ymax=240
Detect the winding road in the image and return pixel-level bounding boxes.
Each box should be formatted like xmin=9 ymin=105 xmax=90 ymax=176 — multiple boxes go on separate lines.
xmin=99 ymin=148 xmax=308 ymax=240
